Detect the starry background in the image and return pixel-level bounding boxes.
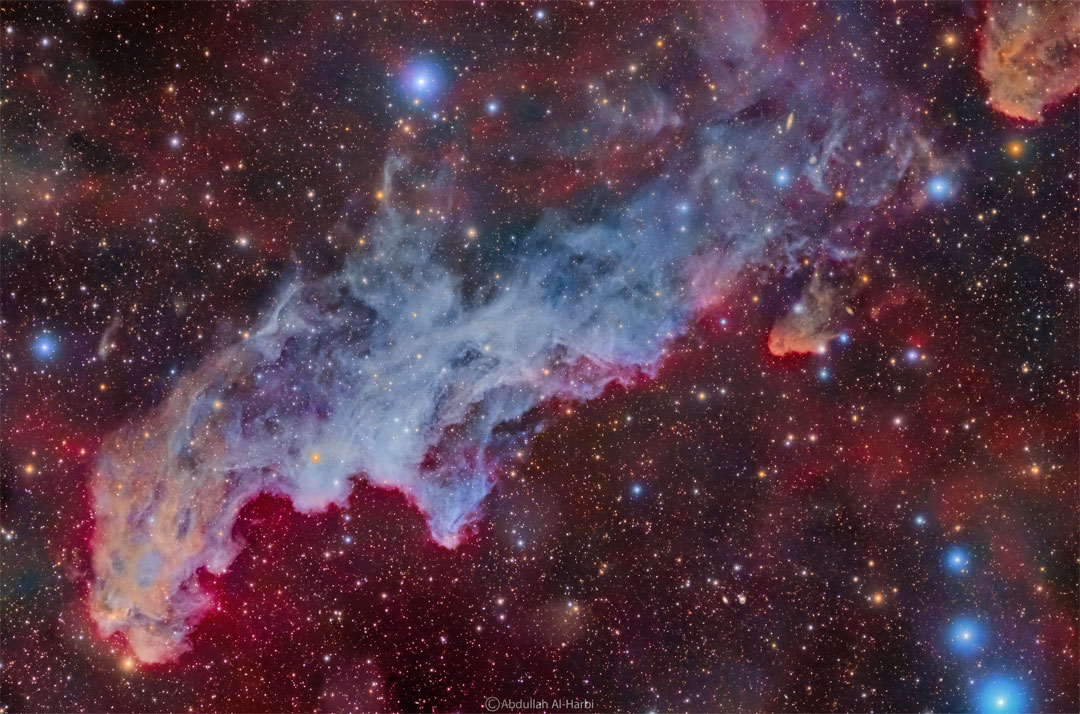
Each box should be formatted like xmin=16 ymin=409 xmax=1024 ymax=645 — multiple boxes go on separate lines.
xmin=1 ymin=2 xmax=1077 ymax=713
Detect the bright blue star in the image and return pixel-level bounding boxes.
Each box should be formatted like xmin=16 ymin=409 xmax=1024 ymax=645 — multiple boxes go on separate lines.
xmin=976 ymin=677 xmax=1026 ymax=714
xmin=33 ymin=334 xmax=57 ymax=359
xmin=944 ymin=545 xmax=972 ymax=575
xmin=837 ymin=332 xmax=851 ymax=345
xmin=535 ymin=8 xmax=547 ymax=20
xmin=630 ymin=483 xmax=643 ymax=497
xmin=412 ymin=72 xmax=432 ymax=92
xmin=913 ymin=514 xmax=926 ymax=526
xmin=817 ymin=368 xmax=830 ymax=381
xmin=927 ymin=175 xmax=955 ymax=201
xmin=401 ymin=59 xmax=445 ymax=103
xmin=947 ymin=615 xmax=985 ymax=656
xmin=485 ymin=100 xmax=500 ymax=115
xmin=774 ymin=168 xmax=792 ymax=188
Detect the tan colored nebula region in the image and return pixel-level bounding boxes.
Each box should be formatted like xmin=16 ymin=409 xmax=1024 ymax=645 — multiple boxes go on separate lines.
xmin=90 ymin=354 xmax=252 ymax=663
xmin=768 ymin=274 xmax=845 ymax=357
xmin=978 ymin=2 xmax=1080 ymax=122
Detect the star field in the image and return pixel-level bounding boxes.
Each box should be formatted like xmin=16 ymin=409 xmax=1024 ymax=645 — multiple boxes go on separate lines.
xmin=1 ymin=3 xmax=1077 ymax=713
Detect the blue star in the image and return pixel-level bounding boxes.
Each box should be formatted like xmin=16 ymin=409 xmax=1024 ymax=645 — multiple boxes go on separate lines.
xmin=774 ymin=168 xmax=792 ymax=188
xmin=402 ymin=59 xmax=445 ymax=103
xmin=946 ymin=615 xmax=985 ymax=656
xmin=630 ymin=483 xmax=644 ymax=497
xmin=33 ymin=334 xmax=57 ymax=359
xmin=944 ymin=545 xmax=972 ymax=575
xmin=976 ymin=677 xmax=1026 ymax=714
xmin=927 ymin=175 xmax=956 ymax=201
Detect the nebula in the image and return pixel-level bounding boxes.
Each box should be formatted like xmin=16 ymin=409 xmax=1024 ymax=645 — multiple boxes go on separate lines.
xmin=978 ymin=1 xmax=1080 ymax=122
xmin=768 ymin=273 xmax=847 ymax=357
xmin=3 ymin=3 xmax=1077 ymax=711
xmin=88 ymin=9 xmax=929 ymax=664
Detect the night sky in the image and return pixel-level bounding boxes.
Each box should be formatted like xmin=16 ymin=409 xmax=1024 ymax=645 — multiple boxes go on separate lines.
xmin=1 ymin=2 xmax=1078 ymax=713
